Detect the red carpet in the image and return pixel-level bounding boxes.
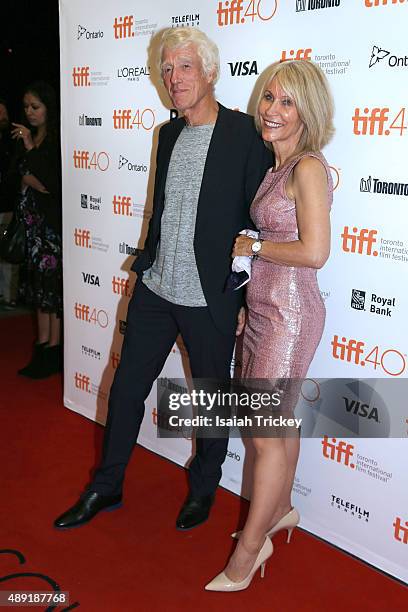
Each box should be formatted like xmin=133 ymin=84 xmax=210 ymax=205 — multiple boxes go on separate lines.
xmin=1 ymin=315 xmax=406 ymax=611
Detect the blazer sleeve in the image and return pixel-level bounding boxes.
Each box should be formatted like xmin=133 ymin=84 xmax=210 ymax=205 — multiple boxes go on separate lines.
xmin=131 ymin=125 xmax=164 ymax=273
xmin=244 ymin=129 xmax=273 ymax=205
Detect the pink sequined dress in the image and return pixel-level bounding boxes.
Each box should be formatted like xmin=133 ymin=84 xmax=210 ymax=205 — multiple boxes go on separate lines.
xmin=241 ymin=152 xmax=333 ymax=379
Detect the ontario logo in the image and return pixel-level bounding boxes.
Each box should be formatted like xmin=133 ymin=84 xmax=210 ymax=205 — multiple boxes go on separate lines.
xmin=77 ymin=24 xmax=104 ymax=40
xmin=118 ymin=155 xmax=148 ymax=172
xmin=217 ymin=0 xmax=278 ymax=26
xmin=369 ymin=45 xmax=408 ymax=69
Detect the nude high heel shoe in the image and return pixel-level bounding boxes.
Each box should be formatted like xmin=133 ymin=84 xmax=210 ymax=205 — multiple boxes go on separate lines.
xmin=205 ymin=537 xmax=273 ymax=592
xmin=231 ymin=507 xmax=300 ymax=543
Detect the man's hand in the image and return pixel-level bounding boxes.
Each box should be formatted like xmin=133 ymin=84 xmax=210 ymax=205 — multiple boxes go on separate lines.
xmin=236 ymin=306 xmax=246 ymax=336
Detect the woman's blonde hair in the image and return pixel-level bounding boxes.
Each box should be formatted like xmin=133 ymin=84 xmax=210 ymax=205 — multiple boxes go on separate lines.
xmin=157 ymin=27 xmax=220 ymax=84
xmin=255 ymin=60 xmax=335 ymax=155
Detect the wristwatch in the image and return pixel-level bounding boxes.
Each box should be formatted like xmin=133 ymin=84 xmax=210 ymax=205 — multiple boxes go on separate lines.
xmin=251 ymin=239 xmax=263 ymax=256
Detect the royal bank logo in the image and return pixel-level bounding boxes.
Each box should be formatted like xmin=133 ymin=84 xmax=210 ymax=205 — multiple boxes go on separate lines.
xmin=296 ymin=0 xmax=340 ymax=10
xmin=81 ymin=194 xmax=101 ymax=211
xmin=351 ymin=289 xmax=365 ymax=310
xmin=369 ymin=44 xmax=408 ymax=69
xmin=351 ymin=289 xmax=396 ymax=317
xmin=171 ymin=13 xmax=200 ymax=27
xmin=77 ymin=24 xmax=104 ymax=40
xmin=360 ymin=175 xmax=408 ymax=196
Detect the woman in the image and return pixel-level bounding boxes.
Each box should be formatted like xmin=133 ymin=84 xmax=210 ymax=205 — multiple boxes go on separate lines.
xmin=206 ymin=60 xmax=334 ymax=591
xmin=11 ymin=81 xmax=62 ymax=378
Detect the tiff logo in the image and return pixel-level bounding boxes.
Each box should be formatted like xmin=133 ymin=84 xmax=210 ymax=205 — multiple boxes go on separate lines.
xmin=351 ymin=289 xmax=366 ymax=310
xmin=74 ymin=228 xmax=91 ymax=248
xmin=393 ymin=517 xmax=408 ymax=544
xmin=113 ymin=109 xmax=132 ymax=129
xmin=112 ymin=276 xmax=131 ymax=296
xmin=72 ymin=66 xmax=90 ymax=87
xmin=331 ymin=335 xmax=365 ymax=364
xmin=75 ymin=372 xmax=91 ymax=393
xmin=113 ymin=195 xmax=132 ymax=216
xmin=74 ymin=303 xmax=90 ymax=321
xmin=341 ymin=226 xmax=378 ymax=256
xmin=217 ymin=0 xmax=244 ymax=26
xmin=322 ymin=436 xmax=355 ymax=468
xmin=365 ymin=0 xmax=406 ymax=6
xmin=352 ymin=107 xmax=389 ymax=135
xmin=73 ymin=150 xmax=89 ymax=169
xmin=280 ymin=48 xmax=312 ymax=62
xmin=113 ymin=15 xmax=134 ymax=39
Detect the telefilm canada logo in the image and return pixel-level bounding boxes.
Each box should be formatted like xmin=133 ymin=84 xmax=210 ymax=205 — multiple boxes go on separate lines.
xmin=171 ymin=13 xmax=200 ymax=27
xmin=369 ymin=45 xmax=408 ymax=69
xmin=77 ymin=24 xmax=104 ymax=40
xmin=82 ymin=345 xmax=101 ymax=360
xmin=360 ymin=175 xmax=408 ymax=197
xmin=351 ymin=289 xmax=396 ymax=317
xmin=330 ymin=495 xmax=370 ymax=522
xmin=296 ymin=0 xmax=340 ymax=12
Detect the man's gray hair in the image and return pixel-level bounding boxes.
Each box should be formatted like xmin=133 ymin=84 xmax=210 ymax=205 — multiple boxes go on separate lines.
xmin=158 ymin=27 xmax=220 ymax=83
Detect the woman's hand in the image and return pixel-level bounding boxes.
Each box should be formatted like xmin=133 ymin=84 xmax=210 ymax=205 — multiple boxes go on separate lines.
xmin=232 ymin=235 xmax=256 ymax=257
xmin=11 ymin=123 xmax=34 ymax=151
xmin=236 ymin=307 xmax=246 ymax=336
xmin=22 ymin=174 xmax=49 ymax=194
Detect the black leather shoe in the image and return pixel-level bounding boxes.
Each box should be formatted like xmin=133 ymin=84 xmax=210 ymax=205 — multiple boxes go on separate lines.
xmin=176 ymin=494 xmax=214 ymax=531
xmin=54 ymin=491 xmax=122 ymax=530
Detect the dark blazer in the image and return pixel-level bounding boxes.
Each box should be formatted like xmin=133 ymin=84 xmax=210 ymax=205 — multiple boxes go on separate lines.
xmin=132 ymin=103 xmax=273 ymax=335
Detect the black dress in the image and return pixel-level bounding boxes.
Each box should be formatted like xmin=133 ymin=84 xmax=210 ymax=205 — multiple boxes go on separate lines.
xmin=17 ymin=135 xmax=62 ymax=315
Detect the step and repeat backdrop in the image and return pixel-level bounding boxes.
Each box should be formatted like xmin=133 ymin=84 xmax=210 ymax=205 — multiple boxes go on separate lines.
xmin=60 ymin=0 xmax=407 ymax=582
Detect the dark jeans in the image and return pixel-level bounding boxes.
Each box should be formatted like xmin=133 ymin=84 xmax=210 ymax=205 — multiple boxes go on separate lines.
xmin=91 ymin=280 xmax=236 ymax=498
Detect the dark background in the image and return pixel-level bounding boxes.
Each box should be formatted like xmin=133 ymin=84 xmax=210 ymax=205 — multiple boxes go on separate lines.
xmin=0 ymin=1 xmax=60 ymax=120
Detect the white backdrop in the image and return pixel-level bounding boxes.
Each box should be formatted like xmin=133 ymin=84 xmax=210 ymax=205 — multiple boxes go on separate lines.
xmin=60 ymin=0 xmax=408 ymax=583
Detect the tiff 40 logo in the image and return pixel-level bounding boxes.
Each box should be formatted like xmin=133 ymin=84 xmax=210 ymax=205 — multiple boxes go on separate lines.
xmin=352 ymin=107 xmax=407 ymax=136
xmin=73 ymin=150 xmax=109 ymax=170
xmin=331 ymin=335 xmax=407 ymax=377
xmin=113 ymin=109 xmax=155 ymax=130
xmin=74 ymin=302 xmax=108 ymax=328
xmin=217 ymin=0 xmax=277 ymax=26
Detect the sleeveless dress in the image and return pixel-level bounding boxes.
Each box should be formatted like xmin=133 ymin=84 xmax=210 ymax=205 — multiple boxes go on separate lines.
xmin=241 ymin=152 xmax=333 ymax=380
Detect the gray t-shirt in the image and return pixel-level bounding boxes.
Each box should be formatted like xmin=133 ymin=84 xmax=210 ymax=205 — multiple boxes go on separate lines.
xmin=143 ymin=124 xmax=214 ymax=306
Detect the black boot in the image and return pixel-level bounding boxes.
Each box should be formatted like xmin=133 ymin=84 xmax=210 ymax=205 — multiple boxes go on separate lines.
xmin=18 ymin=342 xmax=48 ymax=377
xmin=28 ymin=344 xmax=63 ymax=379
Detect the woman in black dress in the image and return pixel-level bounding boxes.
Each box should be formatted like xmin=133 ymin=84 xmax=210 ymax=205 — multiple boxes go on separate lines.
xmin=11 ymin=81 xmax=62 ymax=378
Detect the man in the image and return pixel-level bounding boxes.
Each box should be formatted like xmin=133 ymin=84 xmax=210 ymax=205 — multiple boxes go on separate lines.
xmin=55 ymin=27 xmax=272 ymax=531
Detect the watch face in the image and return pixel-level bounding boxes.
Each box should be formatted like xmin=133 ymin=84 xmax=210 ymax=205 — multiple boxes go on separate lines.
xmin=252 ymin=240 xmax=261 ymax=253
